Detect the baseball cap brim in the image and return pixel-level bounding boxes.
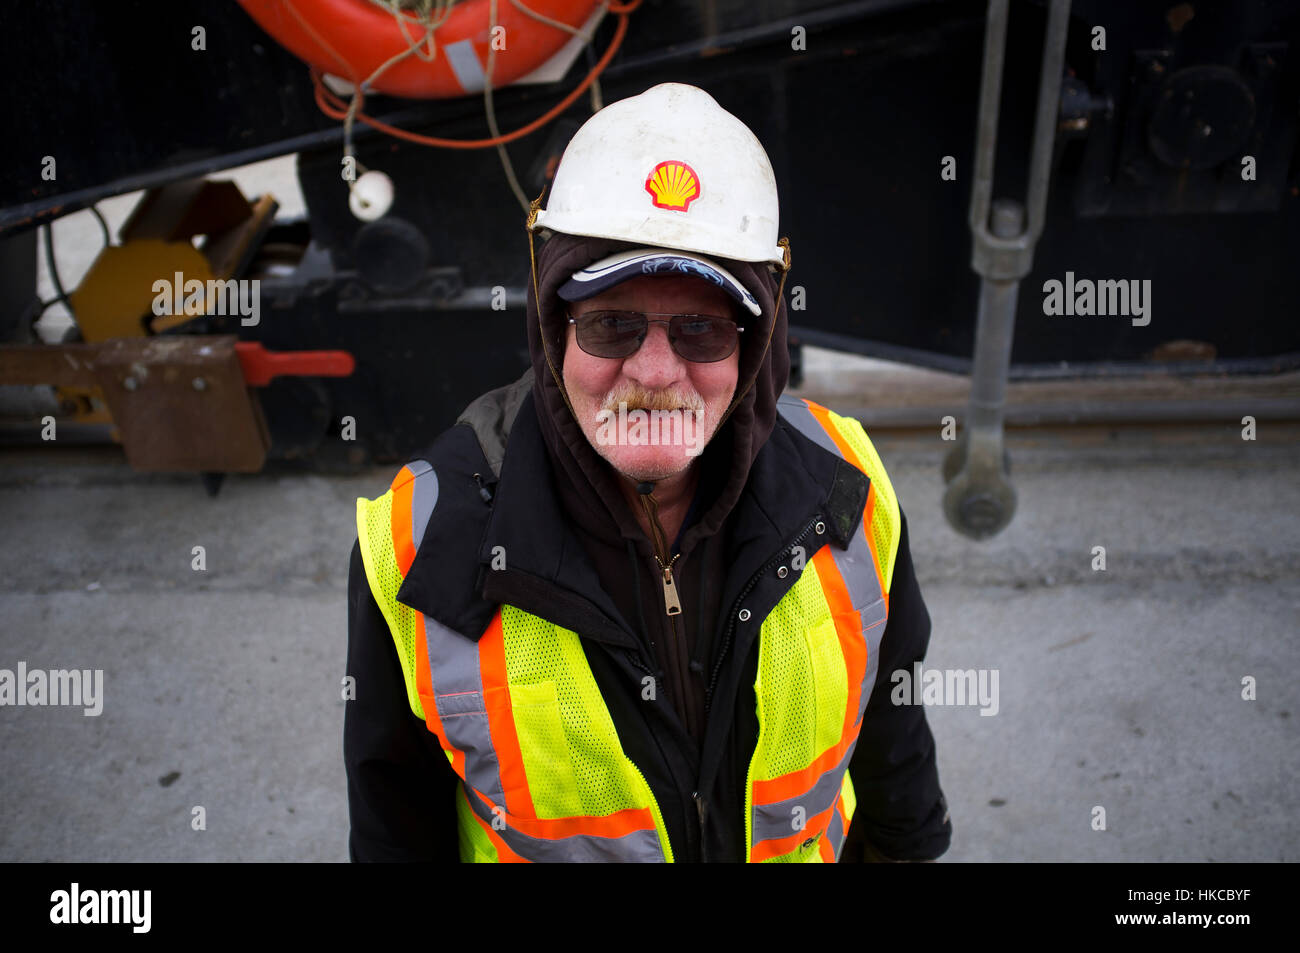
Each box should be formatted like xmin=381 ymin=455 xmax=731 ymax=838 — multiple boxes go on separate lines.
xmin=556 ymin=247 xmax=762 ymax=318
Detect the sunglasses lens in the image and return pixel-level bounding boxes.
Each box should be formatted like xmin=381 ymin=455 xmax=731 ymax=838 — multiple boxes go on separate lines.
xmin=672 ymin=315 xmax=737 ymax=362
xmin=577 ymin=311 xmax=644 ymax=358
xmin=574 ymin=311 xmax=740 ymax=362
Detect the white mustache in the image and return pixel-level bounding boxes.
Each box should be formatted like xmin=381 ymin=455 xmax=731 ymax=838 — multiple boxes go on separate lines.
xmin=600 ymin=386 xmax=705 ymax=414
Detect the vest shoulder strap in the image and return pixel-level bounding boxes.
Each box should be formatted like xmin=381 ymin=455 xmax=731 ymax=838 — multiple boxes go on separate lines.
xmin=777 ymin=395 xmax=902 ymax=594
xmin=355 ymin=416 xmax=499 ymax=722
xmin=355 ymin=459 xmax=440 ymax=720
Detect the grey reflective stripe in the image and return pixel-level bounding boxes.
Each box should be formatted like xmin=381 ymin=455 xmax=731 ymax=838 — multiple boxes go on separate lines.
xmin=830 ymin=514 xmax=882 ymax=611
xmin=752 ymin=741 xmax=854 ymax=849
xmin=829 ymin=538 xmax=887 ymax=725
xmin=397 ymin=458 xmax=506 ymax=805
xmin=826 ymin=797 xmax=846 ymax=860
xmin=443 ymin=39 xmax=486 ymax=93
xmin=463 ymin=783 xmax=667 ymax=863
xmin=423 ymin=610 xmax=507 ymax=808
xmin=777 ymin=395 xmax=839 ymax=456
xmin=853 ymin=596 xmax=887 ymax=725
xmin=406 ymin=460 xmax=437 ymax=549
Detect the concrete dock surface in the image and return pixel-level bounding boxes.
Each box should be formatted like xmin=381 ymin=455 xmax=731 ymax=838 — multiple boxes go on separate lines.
xmin=1 ymin=407 xmax=1295 ymax=862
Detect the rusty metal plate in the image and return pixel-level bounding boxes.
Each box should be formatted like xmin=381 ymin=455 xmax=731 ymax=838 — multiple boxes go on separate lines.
xmin=88 ymin=335 xmax=268 ymax=472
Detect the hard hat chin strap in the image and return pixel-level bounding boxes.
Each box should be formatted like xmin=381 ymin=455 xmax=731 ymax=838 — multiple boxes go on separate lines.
xmin=527 ymin=189 xmax=580 ymax=424
xmin=714 ymin=236 xmax=792 ymax=437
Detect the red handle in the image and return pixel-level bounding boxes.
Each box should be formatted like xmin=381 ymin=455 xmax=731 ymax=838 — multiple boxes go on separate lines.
xmin=234 ymin=341 xmax=356 ymax=387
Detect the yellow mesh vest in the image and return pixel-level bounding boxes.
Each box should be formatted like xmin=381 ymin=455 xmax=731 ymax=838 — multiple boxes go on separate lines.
xmin=356 ymin=487 xmax=426 ymax=720
xmin=354 ymin=406 xmax=898 ymax=862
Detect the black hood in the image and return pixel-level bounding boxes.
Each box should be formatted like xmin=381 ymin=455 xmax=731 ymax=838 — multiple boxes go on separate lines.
xmin=524 ymin=220 xmax=792 ymax=558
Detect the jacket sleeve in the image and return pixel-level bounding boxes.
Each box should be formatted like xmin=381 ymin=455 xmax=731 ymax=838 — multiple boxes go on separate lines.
xmin=840 ymin=506 xmax=952 ymax=861
xmin=344 ymin=536 xmax=463 ymax=862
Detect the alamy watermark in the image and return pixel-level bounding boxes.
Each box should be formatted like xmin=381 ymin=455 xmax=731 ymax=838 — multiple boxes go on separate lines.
xmin=1042 ymin=272 xmax=1151 ymax=326
xmin=0 ymin=662 xmax=103 ymax=716
xmin=593 ymin=383 xmax=708 ymax=457
xmin=890 ymin=663 xmax=999 ymax=716
xmin=50 ymin=883 xmax=150 ymax=933
xmin=152 ymin=272 xmax=260 ymax=326
xmin=595 ymin=402 xmax=705 ymax=457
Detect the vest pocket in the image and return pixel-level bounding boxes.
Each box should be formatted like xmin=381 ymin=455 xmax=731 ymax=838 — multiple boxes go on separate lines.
xmin=798 ymin=832 xmax=826 ymax=862
xmin=857 ymin=596 xmax=888 ymax=634
xmin=507 ymin=679 xmax=585 ymax=819
xmin=803 ymin=615 xmax=851 ymax=758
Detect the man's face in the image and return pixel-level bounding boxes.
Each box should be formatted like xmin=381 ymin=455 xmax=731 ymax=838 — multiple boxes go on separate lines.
xmin=562 ymin=274 xmax=742 ymax=483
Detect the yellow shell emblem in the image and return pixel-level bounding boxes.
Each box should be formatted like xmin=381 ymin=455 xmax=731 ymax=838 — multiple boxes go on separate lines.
xmin=645 ymin=160 xmax=701 ymax=211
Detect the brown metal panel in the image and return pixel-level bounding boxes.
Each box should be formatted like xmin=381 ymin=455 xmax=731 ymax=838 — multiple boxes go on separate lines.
xmin=87 ymin=335 xmax=269 ymax=472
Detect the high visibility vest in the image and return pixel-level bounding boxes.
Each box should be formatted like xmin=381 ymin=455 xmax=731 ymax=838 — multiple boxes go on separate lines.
xmin=354 ymin=395 xmax=900 ymax=862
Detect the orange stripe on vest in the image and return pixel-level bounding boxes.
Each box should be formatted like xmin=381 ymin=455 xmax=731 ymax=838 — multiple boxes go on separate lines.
xmin=804 ymin=401 xmax=889 ymax=610
xmin=390 ymin=464 xmax=418 ymax=576
xmin=478 ymin=611 xmax=537 ymax=819
xmin=811 ymin=545 xmax=869 ymax=737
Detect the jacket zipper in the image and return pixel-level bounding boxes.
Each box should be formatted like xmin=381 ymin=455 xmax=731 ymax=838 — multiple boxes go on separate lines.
xmin=704 ymin=516 xmax=821 ymax=716
xmin=638 ymin=487 xmax=708 ymax=860
xmin=638 ymin=491 xmax=683 ymax=616
xmin=655 ymin=554 xmax=683 ymax=615
xmin=623 ymin=645 xmax=658 ymax=682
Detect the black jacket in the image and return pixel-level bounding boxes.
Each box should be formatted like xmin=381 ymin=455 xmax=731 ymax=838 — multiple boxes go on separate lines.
xmin=344 ymin=379 xmax=952 ymax=862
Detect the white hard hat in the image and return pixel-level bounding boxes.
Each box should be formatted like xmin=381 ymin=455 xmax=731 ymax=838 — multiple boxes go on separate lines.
xmin=530 ymin=83 xmax=786 ymax=266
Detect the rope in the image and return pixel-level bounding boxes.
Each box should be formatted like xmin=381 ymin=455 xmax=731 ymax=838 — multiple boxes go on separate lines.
xmin=334 ymin=1 xmax=458 ymax=165
xmin=483 ymin=0 xmax=530 ymax=213
xmin=301 ymin=0 xmax=643 ymax=201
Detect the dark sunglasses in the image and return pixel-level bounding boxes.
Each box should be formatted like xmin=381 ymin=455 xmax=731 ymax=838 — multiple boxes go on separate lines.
xmin=567 ymin=310 xmax=745 ymax=363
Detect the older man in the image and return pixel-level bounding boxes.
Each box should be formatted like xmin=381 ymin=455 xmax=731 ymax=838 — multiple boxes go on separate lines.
xmin=345 ymin=82 xmax=951 ymax=862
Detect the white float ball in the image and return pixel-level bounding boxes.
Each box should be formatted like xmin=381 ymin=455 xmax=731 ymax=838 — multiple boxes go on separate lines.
xmin=349 ymin=170 xmax=394 ymax=221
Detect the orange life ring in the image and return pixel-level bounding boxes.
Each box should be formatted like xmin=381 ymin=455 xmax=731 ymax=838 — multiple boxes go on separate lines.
xmin=237 ymin=0 xmax=605 ymax=99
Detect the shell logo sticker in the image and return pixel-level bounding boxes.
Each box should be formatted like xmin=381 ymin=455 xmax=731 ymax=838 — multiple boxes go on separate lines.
xmin=645 ymin=160 xmax=700 ymax=212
